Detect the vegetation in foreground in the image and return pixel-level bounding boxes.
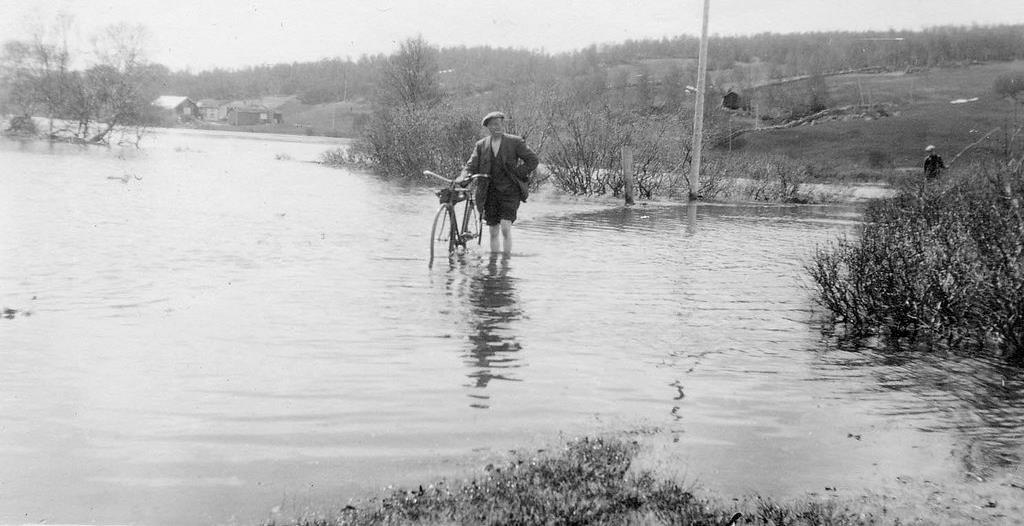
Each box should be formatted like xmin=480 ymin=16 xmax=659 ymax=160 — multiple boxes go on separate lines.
xmin=807 ymin=159 xmax=1024 ymax=365
xmin=266 ymin=436 xmax=876 ymax=526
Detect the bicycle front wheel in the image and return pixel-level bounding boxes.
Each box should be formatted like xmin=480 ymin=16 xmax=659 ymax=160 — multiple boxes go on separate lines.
xmin=429 ymin=204 xmax=457 ymax=267
xmin=459 ymin=199 xmax=483 ymax=246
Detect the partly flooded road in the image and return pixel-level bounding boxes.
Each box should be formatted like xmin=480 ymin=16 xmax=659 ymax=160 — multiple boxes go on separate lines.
xmin=1 ymin=129 xmax=1021 ymax=525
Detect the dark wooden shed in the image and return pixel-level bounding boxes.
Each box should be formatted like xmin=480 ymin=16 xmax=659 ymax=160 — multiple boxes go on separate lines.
xmin=722 ymin=90 xmax=741 ymax=110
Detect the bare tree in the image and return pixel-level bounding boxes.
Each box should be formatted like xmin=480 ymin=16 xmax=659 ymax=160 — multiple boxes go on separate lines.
xmin=994 ymin=71 xmax=1024 ymax=155
xmin=0 ymin=16 xmax=74 ymax=133
xmin=379 ymin=35 xmax=442 ymax=108
xmin=1 ymin=18 xmax=158 ymax=144
xmin=84 ymin=23 xmax=156 ymax=144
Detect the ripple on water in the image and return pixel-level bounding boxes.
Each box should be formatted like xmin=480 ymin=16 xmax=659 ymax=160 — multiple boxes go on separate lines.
xmin=2 ymin=136 xmax=1022 ymax=525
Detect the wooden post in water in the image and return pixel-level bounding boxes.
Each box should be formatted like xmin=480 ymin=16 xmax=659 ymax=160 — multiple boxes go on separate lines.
xmin=622 ymin=145 xmax=636 ymax=205
xmin=688 ymin=0 xmax=711 ymax=201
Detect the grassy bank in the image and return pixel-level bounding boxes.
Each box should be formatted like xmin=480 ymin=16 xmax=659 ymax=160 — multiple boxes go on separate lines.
xmin=733 ymin=61 xmax=1024 ymax=173
xmin=262 ymin=433 xmax=1024 ymax=525
xmin=806 ymin=159 xmax=1024 ymax=364
xmin=264 ymin=436 xmax=875 ymax=526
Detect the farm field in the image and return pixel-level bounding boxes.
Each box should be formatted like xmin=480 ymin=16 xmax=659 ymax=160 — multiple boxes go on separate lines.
xmin=726 ymin=60 xmax=1023 ymax=172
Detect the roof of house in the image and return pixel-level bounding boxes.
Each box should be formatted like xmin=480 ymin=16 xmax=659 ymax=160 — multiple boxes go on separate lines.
xmin=196 ymin=98 xmax=225 ymax=108
xmin=152 ymin=95 xmax=192 ymax=109
xmin=230 ymin=103 xmax=269 ymax=112
xmin=259 ymin=96 xmax=296 ymax=110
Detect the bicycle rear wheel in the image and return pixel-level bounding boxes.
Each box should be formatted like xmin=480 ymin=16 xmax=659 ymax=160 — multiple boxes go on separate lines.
xmin=429 ymin=204 xmax=458 ymax=267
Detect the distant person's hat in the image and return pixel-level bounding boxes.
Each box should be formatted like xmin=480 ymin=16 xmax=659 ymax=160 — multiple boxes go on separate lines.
xmin=925 ymin=145 xmax=935 ymax=152
xmin=481 ymin=111 xmax=506 ymax=127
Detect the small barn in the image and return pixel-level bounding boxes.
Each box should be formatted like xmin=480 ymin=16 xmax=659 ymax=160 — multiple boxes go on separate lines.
xmin=196 ymin=99 xmax=227 ymax=121
xmin=152 ymin=96 xmax=199 ymax=120
xmin=225 ymin=102 xmax=284 ymax=126
xmin=227 ymin=105 xmax=280 ymax=125
xmin=722 ymin=90 xmax=741 ymax=110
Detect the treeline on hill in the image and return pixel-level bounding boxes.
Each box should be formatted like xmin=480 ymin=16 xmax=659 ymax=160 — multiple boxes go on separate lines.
xmin=161 ymin=25 xmax=1024 ymax=104
xmin=3 ymin=21 xmax=1022 ymax=161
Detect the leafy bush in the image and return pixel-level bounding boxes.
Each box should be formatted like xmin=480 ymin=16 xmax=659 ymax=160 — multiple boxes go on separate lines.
xmin=704 ymin=154 xmax=814 ymax=203
xmin=807 ymin=159 xmax=1024 ymax=364
xmin=317 ymin=147 xmax=354 ymax=167
xmin=3 ymin=115 xmax=37 ymax=135
xmin=346 ymin=102 xmax=479 ymax=179
xmin=542 ymin=90 xmax=689 ymax=198
xmin=542 ymin=96 xmax=621 ymax=196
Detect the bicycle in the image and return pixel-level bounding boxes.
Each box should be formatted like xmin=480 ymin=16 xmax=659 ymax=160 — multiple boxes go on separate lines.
xmin=425 ymin=170 xmax=489 ymax=267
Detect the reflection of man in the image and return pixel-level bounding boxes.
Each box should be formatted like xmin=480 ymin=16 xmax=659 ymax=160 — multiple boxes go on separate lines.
xmin=923 ymin=145 xmax=945 ymax=179
xmin=461 ymin=112 xmax=539 ymax=255
xmin=465 ymin=255 xmax=522 ymax=395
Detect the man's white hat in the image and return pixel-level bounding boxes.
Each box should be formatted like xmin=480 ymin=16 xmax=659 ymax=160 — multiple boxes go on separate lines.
xmin=925 ymin=145 xmax=935 ymax=152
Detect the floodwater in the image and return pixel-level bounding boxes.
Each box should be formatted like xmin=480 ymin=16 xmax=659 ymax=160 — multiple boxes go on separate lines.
xmin=1 ymin=129 xmax=1022 ymax=525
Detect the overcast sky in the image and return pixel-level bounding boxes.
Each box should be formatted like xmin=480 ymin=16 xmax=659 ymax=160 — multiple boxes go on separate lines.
xmin=2 ymin=0 xmax=1022 ymax=71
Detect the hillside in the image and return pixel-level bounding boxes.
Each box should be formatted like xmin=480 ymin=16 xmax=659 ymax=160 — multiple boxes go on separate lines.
xmin=178 ymin=59 xmax=1020 ymax=176
xmin=716 ymin=60 xmax=1023 ymax=173
xmin=285 ymin=100 xmax=372 ymax=137
xmin=188 ymin=98 xmax=372 ymax=138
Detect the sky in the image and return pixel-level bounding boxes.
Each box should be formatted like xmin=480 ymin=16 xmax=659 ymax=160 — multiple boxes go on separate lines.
xmin=1 ymin=0 xmax=1022 ymax=72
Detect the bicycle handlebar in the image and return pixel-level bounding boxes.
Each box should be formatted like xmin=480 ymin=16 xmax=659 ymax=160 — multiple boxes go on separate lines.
xmin=423 ymin=170 xmax=452 ymax=183
xmin=423 ymin=171 xmax=491 ymax=185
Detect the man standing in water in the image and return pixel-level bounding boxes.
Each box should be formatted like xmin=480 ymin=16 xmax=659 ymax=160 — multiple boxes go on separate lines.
xmin=923 ymin=144 xmax=945 ymax=179
xmin=460 ymin=111 xmax=538 ymax=255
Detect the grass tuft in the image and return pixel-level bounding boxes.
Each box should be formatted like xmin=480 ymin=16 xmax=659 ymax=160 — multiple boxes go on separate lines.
xmin=264 ymin=436 xmax=875 ymax=526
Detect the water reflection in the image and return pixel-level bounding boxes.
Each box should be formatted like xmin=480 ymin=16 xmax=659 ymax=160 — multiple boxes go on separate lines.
xmin=9 ymin=129 xmax=1024 ymax=525
xmin=462 ymin=254 xmax=523 ymax=408
xmin=813 ymin=341 xmax=1024 ymax=474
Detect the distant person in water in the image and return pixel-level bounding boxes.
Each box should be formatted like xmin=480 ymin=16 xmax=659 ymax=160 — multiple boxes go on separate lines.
xmin=459 ymin=111 xmax=538 ymax=255
xmin=923 ymin=145 xmax=945 ymax=179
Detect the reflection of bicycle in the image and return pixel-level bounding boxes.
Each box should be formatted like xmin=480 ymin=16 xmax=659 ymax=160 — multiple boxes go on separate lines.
xmin=425 ymin=170 xmax=489 ymax=267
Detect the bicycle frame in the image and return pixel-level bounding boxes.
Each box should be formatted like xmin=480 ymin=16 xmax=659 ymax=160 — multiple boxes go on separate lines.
xmin=426 ymin=171 xmax=487 ymax=267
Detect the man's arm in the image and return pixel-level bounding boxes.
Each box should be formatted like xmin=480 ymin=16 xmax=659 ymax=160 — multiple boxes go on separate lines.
xmin=462 ymin=140 xmax=481 ymax=177
xmin=513 ymin=138 xmax=539 ymax=180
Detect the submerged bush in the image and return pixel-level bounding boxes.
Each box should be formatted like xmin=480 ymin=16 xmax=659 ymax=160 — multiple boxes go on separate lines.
xmin=807 ymin=159 xmax=1024 ymax=363
xmin=704 ymin=153 xmax=815 ymax=203
xmin=318 ymin=147 xmax=356 ymax=167
xmin=344 ymin=102 xmax=479 ymax=180
xmin=3 ymin=115 xmax=38 ymax=136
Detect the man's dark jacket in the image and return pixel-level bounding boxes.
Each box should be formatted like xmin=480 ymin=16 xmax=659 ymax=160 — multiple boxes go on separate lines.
xmin=461 ymin=133 xmax=539 ymax=208
xmin=924 ymin=153 xmax=945 ymax=178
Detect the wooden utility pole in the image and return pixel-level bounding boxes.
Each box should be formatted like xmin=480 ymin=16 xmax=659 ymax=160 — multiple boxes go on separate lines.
xmin=622 ymin=146 xmax=636 ymax=205
xmin=688 ymin=0 xmax=711 ymax=201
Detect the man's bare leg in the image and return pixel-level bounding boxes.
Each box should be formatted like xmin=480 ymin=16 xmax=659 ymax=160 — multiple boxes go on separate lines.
xmin=500 ymin=219 xmax=512 ymax=254
xmin=489 ymin=224 xmax=501 ymax=253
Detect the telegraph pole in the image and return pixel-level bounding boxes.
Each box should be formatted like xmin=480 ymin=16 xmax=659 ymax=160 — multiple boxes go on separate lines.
xmin=688 ymin=0 xmax=711 ymax=201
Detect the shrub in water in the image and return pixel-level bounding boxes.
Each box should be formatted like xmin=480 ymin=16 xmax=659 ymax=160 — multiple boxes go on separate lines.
xmin=4 ymin=115 xmax=38 ymax=136
xmin=807 ymin=159 xmax=1024 ymax=364
xmin=347 ymin=102 xmax=478 ymax=179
